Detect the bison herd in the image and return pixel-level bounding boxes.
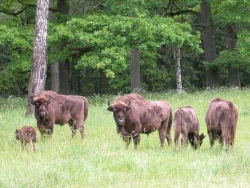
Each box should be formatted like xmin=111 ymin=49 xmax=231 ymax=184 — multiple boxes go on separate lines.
xmin=15 ymin=91 xmax=238 ymax=152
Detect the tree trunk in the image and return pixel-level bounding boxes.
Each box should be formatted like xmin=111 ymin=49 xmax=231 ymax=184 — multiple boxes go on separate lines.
xmin=25 ymin=0 xmax=49 ymax=116
xmin=175 ymin=47 xmax=183 ymax=93
xmin=201 ymin=0 xmax=218 ymax=89
xmin=49 ymin=0 xmax=60 ymax=92
xmin=225 ymin=24 xmax=240 ymax=87
xmin=57 ymin=0 xmax=70 ymax=94
xmin=130 ymin=48 xmax=141 ymax=92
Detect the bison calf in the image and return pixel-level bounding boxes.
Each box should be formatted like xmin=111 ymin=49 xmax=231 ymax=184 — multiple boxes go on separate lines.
xmin=174 ymin=106 xmax=205 ymax=150
xmin=15 ymin=125 xmax=37 ymax=152
xmin=107 ymin=94 xmax=172 ymax=149
xmin=205 ymin=98 xmax=238 ymax=151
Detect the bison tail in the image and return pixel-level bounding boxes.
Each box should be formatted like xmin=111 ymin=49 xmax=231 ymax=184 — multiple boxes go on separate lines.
xmin=227 ymin=105 xmax=238 ymax=146
xmin=168 ymin=109 xmax=173 ymax=131
xmin=81 ymin=97 xmax=88 ymax=120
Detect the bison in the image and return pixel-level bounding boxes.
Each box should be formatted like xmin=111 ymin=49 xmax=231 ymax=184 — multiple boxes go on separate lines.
xmin=174 ymin=106 xmax=205 ymax=150
xmin=107 ymin=94 xmax=172 ymax=149
xmin=205 ymin=98 xmax=238 ymax=151
xmin=30 ymin=90 xmax=88 ymax=139
xmin=15 ymin=125 xmax=37 ymax=152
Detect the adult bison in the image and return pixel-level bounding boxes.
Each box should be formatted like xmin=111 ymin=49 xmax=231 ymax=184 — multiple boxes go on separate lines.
xmin=205 ymin=98 xmax=238 ymax=151
xmin=107 ymin=94 xmax=172 ymax=149
xmin=174 ymin=106 xmax=205 ymax=150
xmin=30 ymin=90 xmax=88 ymax=139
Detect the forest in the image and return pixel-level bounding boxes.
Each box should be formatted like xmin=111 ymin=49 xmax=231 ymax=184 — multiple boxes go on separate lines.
xmin=0 ymin=0 xmax=250 ymax=97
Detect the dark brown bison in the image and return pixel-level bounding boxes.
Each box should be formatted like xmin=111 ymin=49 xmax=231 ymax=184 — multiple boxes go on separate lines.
xmin=15 ymin=125 xmax=37 ymax=152
xmin=205 ymin=98 xmax=238 ymax=151
xmin=174 ymin=106 xmax=205 ymax=150
xmin=30 ymin=90 xmax=88 ymax=139
xmin=107 ymin=94 xmax=172 ymax=149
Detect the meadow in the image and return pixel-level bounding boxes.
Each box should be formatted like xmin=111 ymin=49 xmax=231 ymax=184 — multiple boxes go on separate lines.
xmin=0 ymin=88 xmax=250 ymax=188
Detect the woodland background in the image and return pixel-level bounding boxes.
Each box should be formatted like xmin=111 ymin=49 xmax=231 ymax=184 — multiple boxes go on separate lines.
xmin=1 ymin=0 xmax=250 ymax=97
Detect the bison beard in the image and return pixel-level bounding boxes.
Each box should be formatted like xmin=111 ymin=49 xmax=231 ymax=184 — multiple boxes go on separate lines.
xmin=107 ymin=94 xmax=172 ymax=149
xmin=30 ymin=90 xmax=88 ymax=140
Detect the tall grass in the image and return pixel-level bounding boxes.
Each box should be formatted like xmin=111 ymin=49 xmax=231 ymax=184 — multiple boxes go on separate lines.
xmin=0 ymin=88 xmax=250 ymax=187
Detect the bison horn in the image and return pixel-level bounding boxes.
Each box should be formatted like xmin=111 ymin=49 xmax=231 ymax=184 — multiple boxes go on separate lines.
xmin=108 ymin=99 xmax=112 ymax=107
xmin=45 ymin=94 xmax=51 ymax=102
xmin=125 ymin=98 xmax=131 ymax=107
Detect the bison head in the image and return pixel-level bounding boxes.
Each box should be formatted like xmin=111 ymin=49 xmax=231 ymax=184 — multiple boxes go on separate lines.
xmin=189 ymin=133 xmax=206 ymax=149
xmin=30 ymin=94 xmax=51 ymax=118
xmin=107 ymin=98 xmax=131 ymax=126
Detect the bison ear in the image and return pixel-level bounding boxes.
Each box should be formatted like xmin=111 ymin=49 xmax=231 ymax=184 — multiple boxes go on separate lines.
xmin=107 ymin=106 xmax=113 ymax=111
xmin=200 ymin=133 xmax=206 ymax=140
xmin=125 ymin=107 xmax=130 ymax=111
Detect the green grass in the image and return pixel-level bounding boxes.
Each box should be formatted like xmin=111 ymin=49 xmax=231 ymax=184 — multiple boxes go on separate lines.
xmin=0 ymin=88 xmax=250 ymax=187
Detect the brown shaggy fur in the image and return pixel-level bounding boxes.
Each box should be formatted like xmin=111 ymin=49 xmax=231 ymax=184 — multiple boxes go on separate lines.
xmin=107 ymin=93 xmax=172 ymax=149
xmin=15 ymin=126 xmax=37 ymax=152
xmin=30 ymin=91 xmax=88 ymax=139
xmin=205 ymin=98 xmax=238 ymax=151
xmin=174 ymin=106 xmax=205 ymax=150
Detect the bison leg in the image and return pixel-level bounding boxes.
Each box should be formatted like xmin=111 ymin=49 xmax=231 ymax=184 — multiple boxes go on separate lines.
xmin=78 ymin=125 xmax=85 ymax=140
xmin=174 ymin=132 xmax=180 ymax=150
xmin=181 ymin=135 xmax=188 ymax=148
xmin=78 ymin=120 xmax=85 ymax=140
xmin=181 ymin=129 xmax=188 ymax=148
xmin=208 ymin=132 xmax=215 ymax=147
xmin=123 ymin=135 xmax=131 ymax=148
xmin=166 ymin=129 xmax=172 ymax=146
xmin=219 ymin=134 xmax=224 ymax=147
xmin=21 ymin=140 xmax=25 ymax=151
xmin=38 ymin=124 xmax=47 ymax=137
xmin=119 ymin=128 xmax=131 ymax=148
xmin=158 ymin=129 xmax=167 ymax=148
xmin=174 ymin=126 xmax=181 ymax=150
xmin=131 ymin=131 xmax=140 ymax=149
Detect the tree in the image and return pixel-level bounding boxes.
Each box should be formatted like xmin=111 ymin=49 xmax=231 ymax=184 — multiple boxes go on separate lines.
xmin=201 ymin=0 xmax=218 ymax=89
xmin=25 ymin=0 xmax=49 ymax=116
xmin=174 ymin=47 xmax=182 ymax=93
xmin=130 ymin=48 xmax=141 ymax=91
xmin=49 ymin=0 xmax=60 ymax=93
xmin=225 ymin=24 xmax=240 ymax=87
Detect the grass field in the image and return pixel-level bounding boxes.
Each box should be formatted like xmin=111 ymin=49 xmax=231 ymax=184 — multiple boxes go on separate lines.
xmin=0 ymin=88 xmax=250 ymax=187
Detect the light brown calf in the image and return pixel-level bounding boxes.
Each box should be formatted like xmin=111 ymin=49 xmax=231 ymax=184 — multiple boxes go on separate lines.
xmin=15 ymin=125 xmax=37 ymax=152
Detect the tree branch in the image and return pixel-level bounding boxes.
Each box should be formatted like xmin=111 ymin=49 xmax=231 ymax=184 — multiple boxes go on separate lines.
xmin=169 ymin=9 xmax=199 ymax=16
xmin=0 ymin=1 xmax=57 ymax=17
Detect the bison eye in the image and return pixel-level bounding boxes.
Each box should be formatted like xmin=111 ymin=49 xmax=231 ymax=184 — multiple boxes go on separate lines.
xmin=35 ymin=102 xmax=40 ymax=106
xmin=45 ymin=102 xmax=48 ymax=106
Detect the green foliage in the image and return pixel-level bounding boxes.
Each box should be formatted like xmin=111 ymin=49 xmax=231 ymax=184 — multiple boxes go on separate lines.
xmin=48 ymin=13 xmax=201 ymax=92
xmin=0 ymin=18 xmax=33 ymax=96
xmin=204 ymin=50 xmax=248 ymax=70
xmin=1 ymin=0 xmax=250 ymax=96
xmin=213 ymin=0 xmax=250 ymax=25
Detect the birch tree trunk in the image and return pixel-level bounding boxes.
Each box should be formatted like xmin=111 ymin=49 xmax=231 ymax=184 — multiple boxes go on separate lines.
xmin=25 ymin=0 xmax=49 ymax=116
xmin=175 ymin=47 xmax=183 ymax=93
